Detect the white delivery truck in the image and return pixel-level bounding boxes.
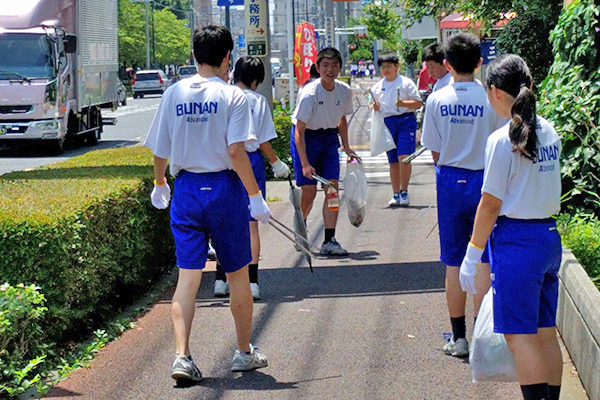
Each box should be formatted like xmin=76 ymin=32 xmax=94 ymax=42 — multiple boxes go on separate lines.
xmin=0 ymin=0 xmax=119 ymax=153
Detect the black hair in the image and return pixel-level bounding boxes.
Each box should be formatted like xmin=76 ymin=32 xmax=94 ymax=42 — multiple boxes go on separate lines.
xmin=316 ymin=47 xmax=342 ymax=66
xmin=193 ymin=25 xmax=233 ymax=67
xmin=444 ymin=33 xmax=480 ymax=75
xmin=303 ymin=63 xmax=320 ymax=87
xmin=485 ymin=54 xmax=537 ymax=160
xmin=233 ymin=56 xmax=265 ymax=88
xmin=377 ymin=52 xmax=399 ymax=67
xmin=422 ymin=43 xmax=445 ymax=65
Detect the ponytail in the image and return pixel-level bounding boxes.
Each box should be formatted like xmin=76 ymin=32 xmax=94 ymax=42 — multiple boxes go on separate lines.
xmin=486 ymin=54 xmax=537 ymax=160
xmin=509 ymin=86 xmax=537 ymax=160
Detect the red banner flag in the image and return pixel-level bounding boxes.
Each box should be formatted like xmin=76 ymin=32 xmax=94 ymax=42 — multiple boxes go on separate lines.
xmin=294 ymin=22 xmax=317 ymax=86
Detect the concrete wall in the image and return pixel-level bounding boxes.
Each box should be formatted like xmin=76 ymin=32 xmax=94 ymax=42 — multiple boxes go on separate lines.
xmin=557 ymin=249 xmax=600 ymax=400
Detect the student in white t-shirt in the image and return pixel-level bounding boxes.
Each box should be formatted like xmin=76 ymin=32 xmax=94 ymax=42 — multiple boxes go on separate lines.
xmin=422 ymin=43 xmax=452 ymax=92
xmin=144 ymin=25 xmax=271 ymax=383
xmin=291 ymin=47 xmax=359 ymax=256
xmin=213 ymin=56 xmax=290 ymax=300
xmin=371 ymin=53 xmax=423 ymax=207
xmin=459 ymin=54 xmax=563 ymax=400
xmin=421 ymin=33 xmax=501 ymax=358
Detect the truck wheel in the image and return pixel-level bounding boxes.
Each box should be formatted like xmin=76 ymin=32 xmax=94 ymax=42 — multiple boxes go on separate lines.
xmin=51 ymin=138 xmax=65 ymax=155
xmin=139 ymin=94 xmax=144 ymax=99
xmin=86 ymin=130 xmax=99 ymax=146
xmin=133 ymin=93 xmax=138 ymax=99
xmin=121 ymin=97 xmax=127 ymax=106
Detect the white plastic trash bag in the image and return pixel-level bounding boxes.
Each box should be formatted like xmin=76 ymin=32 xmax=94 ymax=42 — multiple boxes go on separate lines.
xmin=343 ymin=160 xmax=367 ymax=227
xmin=470 ymin=288 xmax=518 ymax=382
xmin=369 ymin=109 xmax=396 ymax=156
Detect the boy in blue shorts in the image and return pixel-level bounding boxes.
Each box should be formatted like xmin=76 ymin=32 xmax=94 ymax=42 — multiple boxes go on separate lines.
xmin=291 ymin=47 xmax=360 ymax=256
xmin=144 ymin=25 xmax=271 ymax=383
xmin=422 ymin=33 xmax=502 ymax=357
xmin=370 ymin=53 xmax=423 ymax=207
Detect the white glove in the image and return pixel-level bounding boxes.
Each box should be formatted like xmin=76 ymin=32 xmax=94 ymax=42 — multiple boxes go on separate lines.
xmin=271 ymin=158 xmax=290 ymax=178
xmin=150 ymin=180 xmax=171 ymax=209
xmin=249 ymin=191 xmax=271 ymax=223
xmin=459 ymin=243 xmax=484 ymax=294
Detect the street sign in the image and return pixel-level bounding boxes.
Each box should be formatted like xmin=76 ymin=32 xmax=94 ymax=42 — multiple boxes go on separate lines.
xmin=244 ymin=0 xmax=268 ymax=57
xmin=217 ymin=0 xmax=244 ymax=6
xmin=324 ymin=16 xmax=335 ymax=48
xmin=238 ymin=34 xmax=246 ymax=48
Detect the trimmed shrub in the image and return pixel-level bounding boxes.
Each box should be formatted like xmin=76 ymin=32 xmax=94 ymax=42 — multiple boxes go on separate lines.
xmin=0 ymin=146 xmax=173 ymax=344
xmin=558 ymin=214 xmax=600 ymax=290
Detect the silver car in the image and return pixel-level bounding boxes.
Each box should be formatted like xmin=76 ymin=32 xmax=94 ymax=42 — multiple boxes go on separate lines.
xmin=178 ymin=65 xmax=198 ymax=80
xmin=132 ymin=70 xmax=169 ymax=98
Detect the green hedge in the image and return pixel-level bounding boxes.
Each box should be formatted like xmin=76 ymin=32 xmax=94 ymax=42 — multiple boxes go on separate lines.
xmin=0 ymin=146 xmax=173 ymax=344
xmin=558 ymin=214 xmax=600 ymax=290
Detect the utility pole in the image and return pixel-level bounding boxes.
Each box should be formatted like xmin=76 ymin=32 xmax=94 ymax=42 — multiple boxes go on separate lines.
xmin=189 ymin=2 xmax=195 ymax=65
xmin=287 ymin=0 xmax=295 ymax=109
xmin=324 ymin=0 xmax=334 ymax=48
xmin=145 ymin=0 xmax=150 ymax=69
xmin=335 ymin=1 xmax=346 ymax=70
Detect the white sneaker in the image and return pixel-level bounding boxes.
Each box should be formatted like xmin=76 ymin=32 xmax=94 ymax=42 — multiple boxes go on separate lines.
xmin=443 ymin=337 xmax=469 ymax=358
xmin=399 ymin=191 xmax=410 ymax=206
xmin=319 ymin=238 xmax=348 ymax=256
xmin=250 ymin=283 xmax=261 ymax=300
xmin=231 ymin=344 xmax=268 ymax=372
xmin=214 ymin=280 xmax=229 ymax=297
xmin=171 ymin=355 xmax=203 ymax=383
xmin=388 ymin=193 xmax=400 ymax=207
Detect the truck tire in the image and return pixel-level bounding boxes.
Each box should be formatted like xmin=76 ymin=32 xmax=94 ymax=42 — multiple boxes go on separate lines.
xmin=133 ymin=92 xmax=138 ymax=99
xmin=51 ymin=138 xmax=65 ymax=155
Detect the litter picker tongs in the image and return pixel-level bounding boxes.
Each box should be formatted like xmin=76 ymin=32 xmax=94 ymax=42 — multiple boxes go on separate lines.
xmin=268 ymin=216 xmax=314 ymax=272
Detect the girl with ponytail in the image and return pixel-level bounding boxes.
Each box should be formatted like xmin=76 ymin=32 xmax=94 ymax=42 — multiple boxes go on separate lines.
xmin=458 ymin=54 xmax=563 ymax=400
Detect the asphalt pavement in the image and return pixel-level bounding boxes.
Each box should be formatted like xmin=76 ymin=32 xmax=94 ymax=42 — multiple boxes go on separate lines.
xmin=44 ymin=81 xmax=588 ymax=400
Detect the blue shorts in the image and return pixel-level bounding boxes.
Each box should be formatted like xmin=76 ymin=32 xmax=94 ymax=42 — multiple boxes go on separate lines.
xmin=436 ymin=166 xmax=489 ymax=266
xmin=490 ymin=217 xmax=562 ymax=334
xmin=385 ymin=113 xmax=417 ymax=163
xmin=290 ymin=126 xmax=341 ymax=186
xmin=247 ymin=150 xmax=266 ymax=222
xmin=170 ymin=170 xmax=252 ymax=272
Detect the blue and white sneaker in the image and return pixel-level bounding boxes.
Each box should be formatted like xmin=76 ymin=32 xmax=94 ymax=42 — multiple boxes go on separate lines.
xmin=231 ymin=344 xmax=268 ymax=372
xmin=399 ymin=191 xmax=410 ymax=206
xmin=388 ymin=193 xmax=401 ymax=207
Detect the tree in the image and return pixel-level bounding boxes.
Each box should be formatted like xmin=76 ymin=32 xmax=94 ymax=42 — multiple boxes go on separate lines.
xmin=154 ymin=8 xmax=191 ymax=66
xmin=118 ymin=0 xmax=147 ymax=68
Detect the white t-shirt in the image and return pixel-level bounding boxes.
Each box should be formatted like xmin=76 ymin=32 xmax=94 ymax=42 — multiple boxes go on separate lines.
xmin=433 ymin=72 xmax=452 ymax=92
xmin=371 ymin=75 xmax=421 ymax=118
xmin=421 ymin=81 xmax=502 ymax=170
xmin=243 ymin=89 xmax=277 ymax=152
xmin=144 ymin=75 xmax=256 ymax=176
xmin=292 ymin=78 xmax=354 ymax=130
xmin=482 ymin=116 xmax=561 ymax=219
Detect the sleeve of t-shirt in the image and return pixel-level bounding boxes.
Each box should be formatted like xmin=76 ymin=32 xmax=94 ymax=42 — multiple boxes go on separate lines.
xmin=227 ymin=87 xmax=256 ymax=145
xmin=292 ymin=88 xmax=314 ymax=124
xmin=421 ymin=97 xmax=442 ymax=152
xmin=144 ymin=91 xmax=172 ymax=159
xmin=258 ymin=96 xmax=278 ymax=143
xmin=405 ymin=79 xmax=422 ymax=102
xmin=481 ymin=134 xmax=512 ymax=200
xmin=343 ymin=87 xmax=354 ymax=116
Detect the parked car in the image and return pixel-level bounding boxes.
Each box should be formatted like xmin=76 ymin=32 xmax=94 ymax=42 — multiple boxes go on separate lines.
xmin=178 ymin=65 xmax=198 ymax=80
xmin=132 ymin=70 xmax=169 ymax=98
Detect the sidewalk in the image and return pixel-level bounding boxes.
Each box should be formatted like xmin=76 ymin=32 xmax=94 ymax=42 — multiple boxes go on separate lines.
xmin=45 ymin=163 xmax=588 ymax=400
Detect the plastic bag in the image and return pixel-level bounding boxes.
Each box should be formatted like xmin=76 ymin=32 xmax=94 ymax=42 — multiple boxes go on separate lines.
xmin=369 ymin=109 xmax=396 ymax=156
xmin=343 ymin=160 xmax=367 ymax=227
xmin=469 ymin=289 xmax=518 ymax=382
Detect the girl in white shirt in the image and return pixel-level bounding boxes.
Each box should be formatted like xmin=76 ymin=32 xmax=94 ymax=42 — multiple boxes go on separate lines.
xmin=459 ymin=54 xmax=562 ymax=400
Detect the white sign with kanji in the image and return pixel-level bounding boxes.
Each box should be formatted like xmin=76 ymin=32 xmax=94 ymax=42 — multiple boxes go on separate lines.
xmin=244 ymin=0 xmax=268 ymax=56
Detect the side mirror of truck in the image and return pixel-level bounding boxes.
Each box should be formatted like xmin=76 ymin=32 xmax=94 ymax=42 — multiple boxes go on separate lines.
xmin=64 ymin=35 xmax=77 ymax=54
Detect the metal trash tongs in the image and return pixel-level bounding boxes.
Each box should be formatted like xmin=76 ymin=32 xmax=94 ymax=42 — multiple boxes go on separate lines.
xmin=268 ymin=217 xmax=314 ymax=272
xmin=311 ymin=174 xmax=332 ymax=186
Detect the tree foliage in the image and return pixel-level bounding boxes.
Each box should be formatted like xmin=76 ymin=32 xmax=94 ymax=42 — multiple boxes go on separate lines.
xmin=118 ymin=0 xmax=190 ymax=68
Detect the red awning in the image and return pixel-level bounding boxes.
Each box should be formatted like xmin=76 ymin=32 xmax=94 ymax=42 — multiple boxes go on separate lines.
xmin=440 ymin=12 xmax=514 ymax=30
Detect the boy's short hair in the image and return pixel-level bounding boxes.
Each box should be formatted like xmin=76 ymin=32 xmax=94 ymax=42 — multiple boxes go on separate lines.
xmin=316 ymin=47 xmax=342 ymax=66
xmin=233 ymin=56 xmax=265 ymax=87
xmin=377 ymin=52 xmax=399 ymax=67
xmin=422 ymin=43 xmax=445 ymax=65
xmin=193 ymin=25 xmax=233 ymax=67
xmin=444 ymin=33 xmax=481 ymax=75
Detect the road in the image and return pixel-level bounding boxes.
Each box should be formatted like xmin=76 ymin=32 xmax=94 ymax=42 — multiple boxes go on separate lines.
xmin=0 ymin=96 xmax=161 ymax=176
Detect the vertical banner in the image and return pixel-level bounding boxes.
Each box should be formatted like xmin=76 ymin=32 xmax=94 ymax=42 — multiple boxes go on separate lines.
xmin=294 ymin=22 xmax=317 ymax=86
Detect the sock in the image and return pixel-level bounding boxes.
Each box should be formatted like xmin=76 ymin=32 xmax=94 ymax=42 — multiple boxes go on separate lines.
xmin=450 ymin=316 xmax=466 ymax=340
xmin=400 ymin=190 xmax=408 ymax=194
xmin=548 ymin=385 xmax=561 ymax=400
xmin=215 ymin=263 xmax=227 ymax=282
xmin=324 ymin=228 xmax=335 ymax=244
xmin=248 ymin=263 xmax=259 ymax=284
xmin=521 ymin=383 xmax=549 ymax=400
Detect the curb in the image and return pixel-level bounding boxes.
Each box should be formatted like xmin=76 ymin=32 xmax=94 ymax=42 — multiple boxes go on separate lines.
xmin=557 ymin=248 xmax=600 ymax=400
